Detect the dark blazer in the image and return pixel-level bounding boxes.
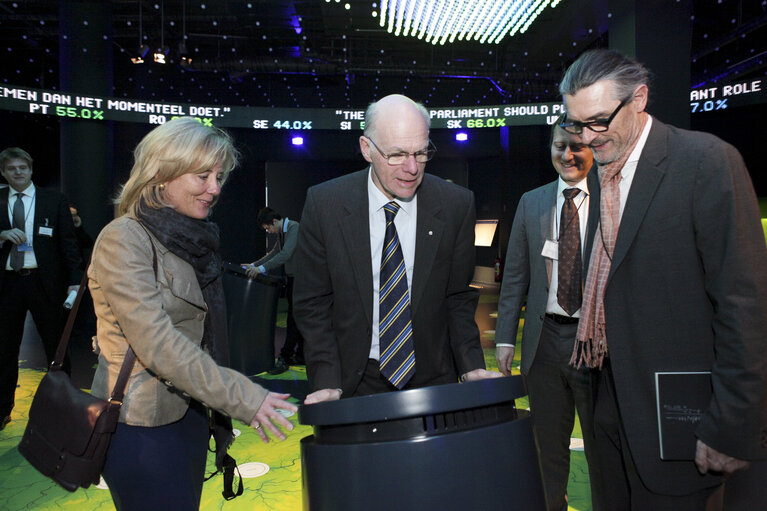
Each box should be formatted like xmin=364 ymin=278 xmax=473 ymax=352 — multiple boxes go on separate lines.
xmin=495 ymin=172 xmax=600 ymax=374
xmin=293 ymin=169 xmax=486 ymax=394
xmin=591 ymin=119 xmax=767 ymax=494
xmin=0 ymin=186 xmax=82 ymax=301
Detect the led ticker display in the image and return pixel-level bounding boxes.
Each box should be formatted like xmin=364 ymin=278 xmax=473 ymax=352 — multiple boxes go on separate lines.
xmin=0 ymin=84 xmax=565 ymax=130
xmin=2 ymin=78 xmax=763 ymax=130
xmin=689 ymin=78 xmax=764 ymax=113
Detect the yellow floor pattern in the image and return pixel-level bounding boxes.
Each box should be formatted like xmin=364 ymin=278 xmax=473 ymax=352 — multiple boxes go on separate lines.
xmin=0 ymin=351 xmax=593 ymax=510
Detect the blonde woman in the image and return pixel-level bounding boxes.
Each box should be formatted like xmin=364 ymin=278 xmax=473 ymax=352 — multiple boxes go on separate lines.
xmin=89 ymin=117 xmax=296 ymax=510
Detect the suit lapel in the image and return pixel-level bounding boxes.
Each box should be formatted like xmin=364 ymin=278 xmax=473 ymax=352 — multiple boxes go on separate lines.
xmin=609 ymin=121 xmax=668 ymax=281
xmin=584 ymin=167 xmax=601 ymax=275
xmin=0 ymin=188 xmax=10 ymax=231
xmin=338 ymin=172 xmax=374 ymax=326
xmin=538 ymin=182 xmax=557 ymax=285
xmin=0 ymin=189 xmax=10 ymax=266
xmin=411 ymin=179 xmax=444 ymax=313
xmin=32 ymin=188 xmax=43 ymax=245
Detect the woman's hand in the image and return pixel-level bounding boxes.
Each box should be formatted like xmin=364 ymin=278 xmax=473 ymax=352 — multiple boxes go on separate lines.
xmin=250 ymin=392 xmax=298 ymax=443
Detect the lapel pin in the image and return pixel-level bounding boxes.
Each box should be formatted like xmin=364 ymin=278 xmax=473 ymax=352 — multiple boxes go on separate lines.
xmin=428 ymin=230 xmax=433 ymax=235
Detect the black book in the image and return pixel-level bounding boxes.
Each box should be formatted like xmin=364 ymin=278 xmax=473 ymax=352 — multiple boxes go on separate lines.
xmin=654 ymin=371 xmax=712 ymax=460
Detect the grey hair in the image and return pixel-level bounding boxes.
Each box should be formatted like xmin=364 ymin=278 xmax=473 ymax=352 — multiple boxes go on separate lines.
xmin=559 ymin=49 xmax=651 ymax=102
xmin=363 ymin=95 xmax=431 ymax=138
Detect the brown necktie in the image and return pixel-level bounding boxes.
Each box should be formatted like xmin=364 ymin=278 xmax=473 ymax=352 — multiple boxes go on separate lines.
xmin=557 ymin=188 xmax=582 ymax=316
xmin=10 ymin=193 xmax=25 ymax=271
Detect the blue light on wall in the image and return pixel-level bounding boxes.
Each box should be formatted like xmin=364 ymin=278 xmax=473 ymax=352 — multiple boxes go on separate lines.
xmin=456 ymin=132 xmax=468 ymax=142
xmin=292 ymin=136 xmax=304 ymax=146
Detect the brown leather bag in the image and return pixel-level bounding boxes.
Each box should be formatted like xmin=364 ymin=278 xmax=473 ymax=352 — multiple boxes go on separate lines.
xmin=17 ymin=254 xmax=145 ymax=491
xmin=17 ymin=357 xmax=133 ymax=491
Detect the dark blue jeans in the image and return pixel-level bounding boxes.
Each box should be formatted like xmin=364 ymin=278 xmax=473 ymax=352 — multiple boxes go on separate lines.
xmin=102 ymin=400 xmax=209 ymax=511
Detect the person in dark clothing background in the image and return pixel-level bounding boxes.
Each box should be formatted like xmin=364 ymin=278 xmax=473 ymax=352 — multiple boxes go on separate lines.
xmin=244 ymin=207 xmax=304 ymax=374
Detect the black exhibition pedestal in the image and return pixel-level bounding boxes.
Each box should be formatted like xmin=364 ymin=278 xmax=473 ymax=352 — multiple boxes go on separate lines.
xmin=299 ymin=375 xmax=546 ymax=510
xmin=221 ymin=262 xmax=282 ymax=376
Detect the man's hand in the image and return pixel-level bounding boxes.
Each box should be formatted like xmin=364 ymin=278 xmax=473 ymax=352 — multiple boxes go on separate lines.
xmin=0 ymin=228 xmax=26 ymax=245
xmin=304 ymin=388 xmax=342 ymax=405
xmin=244 ymin=264 xmax=264 ymax=279
xmin=495 ymin=345 xmax=516 ymax=376
xmin=250 ymin=391 xmax=298 ymax=443
xmin=462 ymin=368 xmax=504 ymax=381
xmin=695 ymin=439 xmax=750 ymax=476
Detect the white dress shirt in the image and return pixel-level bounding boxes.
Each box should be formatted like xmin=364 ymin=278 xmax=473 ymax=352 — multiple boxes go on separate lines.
xmin=545 ymin=176 xmax=589 ymax=317
xmin=5 ymin=183 xmax=38 ymax=270
xmin=367 ymin=168 xmax=417 ymax=360
xmin=618 ymin=115 xmax=653 ymax=220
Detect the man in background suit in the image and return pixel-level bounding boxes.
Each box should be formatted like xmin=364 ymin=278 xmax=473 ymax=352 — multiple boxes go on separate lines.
xmin=294 ymin=94 xmax=500 ymax=404
xmin=495 ymin=119 xmax=602 ymax=511
xmin=561 ymin=49 xmax=767 ymax=509
xmin=0 ymin=147 xmax=82 ymax=430
xmin=244 ymin=206 xmax=304 ymax=373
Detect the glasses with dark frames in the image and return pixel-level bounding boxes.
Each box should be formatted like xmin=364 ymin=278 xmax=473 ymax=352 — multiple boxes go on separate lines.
xmin=366 ymin=137 xmax=437 ymax=165
xmin=560 ymin=97 xmax=631 ymax=134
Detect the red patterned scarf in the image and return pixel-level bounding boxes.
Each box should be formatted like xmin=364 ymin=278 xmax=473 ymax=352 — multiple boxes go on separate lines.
xmin=570 ymin=140 xmax=638 ymax=369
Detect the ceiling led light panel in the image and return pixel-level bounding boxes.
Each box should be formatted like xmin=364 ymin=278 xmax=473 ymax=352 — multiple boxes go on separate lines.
xmin=378 ymin=0 xmax=565 ymax=45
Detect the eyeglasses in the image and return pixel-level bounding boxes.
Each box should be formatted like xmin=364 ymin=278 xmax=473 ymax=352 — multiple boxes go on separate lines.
xmin=560 ymin=97 xmax=630 ymax=134
xmin=366 ymin=137 xmax=436 ymax=165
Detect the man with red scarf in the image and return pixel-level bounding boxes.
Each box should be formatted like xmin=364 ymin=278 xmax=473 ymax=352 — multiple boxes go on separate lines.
xmin=561 ymin=49 xmax=767 ymax=509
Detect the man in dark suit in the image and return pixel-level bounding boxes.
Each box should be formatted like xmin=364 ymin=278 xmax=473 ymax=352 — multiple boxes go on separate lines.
xmin=495 ymin=119 xmax=602 ymax=511
xmin=0 ymin=147 xmax=82 ymax=430
xmin=244 ymin=206 xmax=304 ymax=372
xmin=561 ymin=49 xmax=767 ymax=508
xmin=294 ymin=94 xmax=500 ymax=404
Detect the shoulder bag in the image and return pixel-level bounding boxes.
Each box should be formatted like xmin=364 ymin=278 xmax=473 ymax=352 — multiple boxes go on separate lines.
xmin=17 ymin=236 xmax=158 ymax=491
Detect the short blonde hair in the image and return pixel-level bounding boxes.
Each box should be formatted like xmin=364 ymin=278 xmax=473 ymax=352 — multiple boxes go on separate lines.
xmin=116 ymin=117 xmax=239 ymax=216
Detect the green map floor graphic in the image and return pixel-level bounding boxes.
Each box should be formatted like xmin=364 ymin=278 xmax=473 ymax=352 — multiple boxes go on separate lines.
xmin=0 ymin=351 xmax=593 ymax=510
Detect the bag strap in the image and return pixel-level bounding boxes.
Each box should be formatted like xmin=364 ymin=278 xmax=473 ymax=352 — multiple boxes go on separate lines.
xmin=109 ymin=220 xmax=159 ymax=403
xmin=49 ymin=260 xmax=138 ymax=403
xmin=221 ymin=454 xmax=244 ymax=500
xmin=50 ymin=219 xmax=161 ymax=404
xmin=51 ymin=268 xmax=89 ymax=369
xmin=107 ymin=219 xmax=160 ymax=403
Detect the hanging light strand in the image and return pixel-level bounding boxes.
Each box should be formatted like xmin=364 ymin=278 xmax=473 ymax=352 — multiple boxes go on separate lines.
xmin=377 ymin=0 xmax=564 ymax=45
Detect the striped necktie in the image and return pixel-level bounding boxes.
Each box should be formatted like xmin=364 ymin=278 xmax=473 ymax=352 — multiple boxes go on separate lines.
xmin=379 ymin=201 xmax=415 ymax=389
xmin=10 ymin=193 xmax=25 ymax=271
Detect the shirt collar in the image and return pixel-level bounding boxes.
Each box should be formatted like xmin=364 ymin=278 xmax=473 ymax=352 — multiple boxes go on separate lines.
xmin=282 ymin=218 xmax=289 ymax=233
xmin=9 ymin=182 xmax=35 ymax=198
xmin=367 ymin=167 xmax=416 ymax=217
xmin=627 ymin=115 xmax=653 ymax=164
xmin=556 ymin=175 xmax=589 ymax=196
xmin=618 ymin=115 xmax=652 ymax=184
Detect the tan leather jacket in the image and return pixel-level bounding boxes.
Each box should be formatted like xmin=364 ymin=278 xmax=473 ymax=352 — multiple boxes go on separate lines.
xmin=88 ymin=215 xmax=267 ymax=426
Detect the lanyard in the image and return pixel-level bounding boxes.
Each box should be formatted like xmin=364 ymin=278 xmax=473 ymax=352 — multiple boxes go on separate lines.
xmin=8 ymin=191 xmax=36 ymax=227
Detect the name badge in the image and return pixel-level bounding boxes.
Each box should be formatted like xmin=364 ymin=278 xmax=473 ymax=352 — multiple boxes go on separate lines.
xmin=542 ymin=239 xmax=558 ymax=260
xmin=38 ymin=226 xmax=53 ymax=237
